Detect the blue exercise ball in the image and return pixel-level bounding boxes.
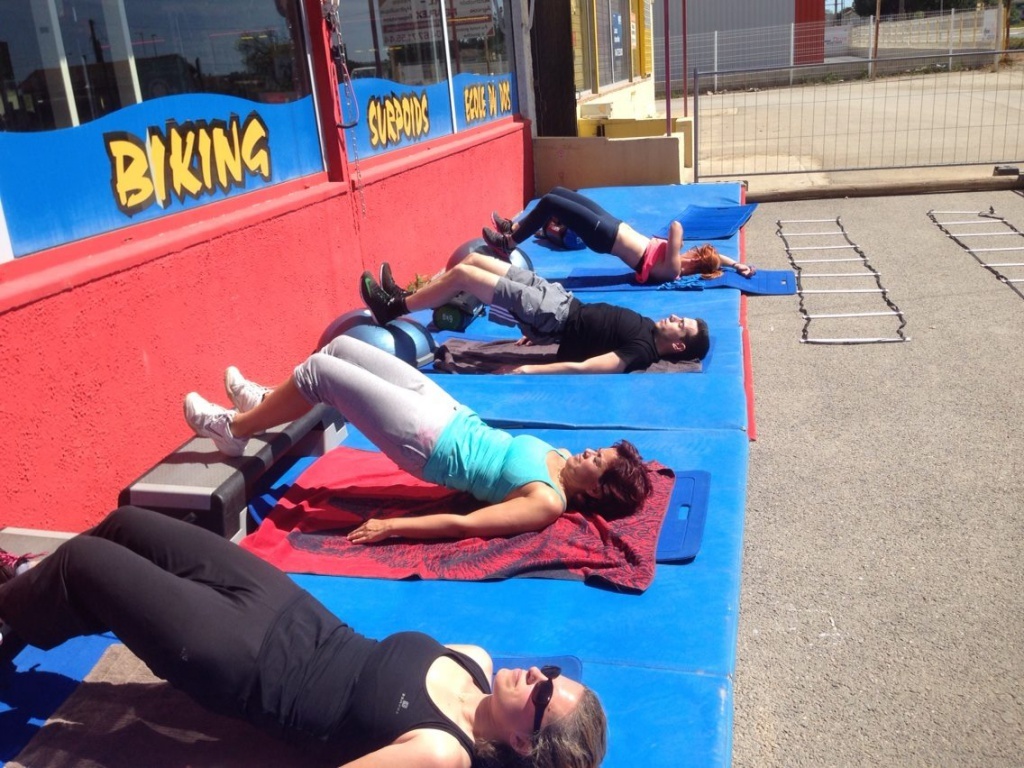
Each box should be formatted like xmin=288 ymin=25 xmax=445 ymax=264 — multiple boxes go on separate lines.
xmin=317 ymin=309 xmax=436 ymax=368
xmin=316 ymin=308 xmax=374 ymax=350
xmin=446 ymin=237 xmax=532 ymax=272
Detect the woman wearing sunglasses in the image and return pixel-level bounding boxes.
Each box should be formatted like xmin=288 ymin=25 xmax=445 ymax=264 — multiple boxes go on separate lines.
xmin=0 ymin=506 xmax=606 ymax=768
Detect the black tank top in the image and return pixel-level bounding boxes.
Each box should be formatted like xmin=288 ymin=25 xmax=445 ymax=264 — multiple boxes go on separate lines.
xmin=246 ymin=593 xmax=491 ymax=764
xmin=330 ymin=630 xmax=492 ymax=761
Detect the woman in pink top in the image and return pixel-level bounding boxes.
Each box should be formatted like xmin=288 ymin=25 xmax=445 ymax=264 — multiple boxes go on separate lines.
xmin=483 ymin=186 xmax=756 ymax=284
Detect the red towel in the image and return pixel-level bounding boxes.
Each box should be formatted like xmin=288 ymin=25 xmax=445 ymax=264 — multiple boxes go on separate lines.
xmin=241 ymin=447 xmax=675 ymax=592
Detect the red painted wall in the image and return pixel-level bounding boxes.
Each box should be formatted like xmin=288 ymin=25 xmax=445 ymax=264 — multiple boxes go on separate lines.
xmin=0 ymin=119 xmax=532 ymax=532
xmin=794 ymin=0 xmax=826 ymax=65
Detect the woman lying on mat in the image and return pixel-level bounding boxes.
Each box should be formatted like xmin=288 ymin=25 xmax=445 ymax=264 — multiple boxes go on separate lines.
xmin=0 ymin=506 xmax=606 ymax=768
xmin=184 ymin=335 xmax=651 ymax=544
xmin=483 ymin=186 xmax=756 ymax=284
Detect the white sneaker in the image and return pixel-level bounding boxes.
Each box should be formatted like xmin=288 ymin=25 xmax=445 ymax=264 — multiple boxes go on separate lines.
xmin=183 ymin=392 xmax=247 ymax=457
xmin=224 ymin=366 xmax=270 ymax=413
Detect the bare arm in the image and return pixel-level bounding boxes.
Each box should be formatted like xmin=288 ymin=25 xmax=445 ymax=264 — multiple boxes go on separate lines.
xmin=502 ymin=351 xmax=628 ymax=375
xmin=347 ymin=486 xmax=564 ymax=544
xmin=340 ymin=730 xmax=468 ymax=768
xmin=717 ymin=252 xmax=757 ymax=277
xmin=649 ymin=220 xmax=685 ymax=282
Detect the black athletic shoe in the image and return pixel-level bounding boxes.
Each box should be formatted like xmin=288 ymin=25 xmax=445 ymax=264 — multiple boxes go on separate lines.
xmin=379 ymin=262 xmax=408 ymax=298
xmin=482 ymin=227 xmax=513 ymax=261
xmin=360 ymin=271 xmax=404 ymax=325
xmin=491 ymin=211 xmax=514 ymax=235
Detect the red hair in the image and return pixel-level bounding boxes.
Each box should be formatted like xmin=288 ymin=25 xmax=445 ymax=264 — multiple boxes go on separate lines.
xmin=692 ymin=244 xmax=723 ymax=279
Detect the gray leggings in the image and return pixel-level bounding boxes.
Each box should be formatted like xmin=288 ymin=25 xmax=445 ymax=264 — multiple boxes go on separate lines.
xmin=292 ymin=336 xmax=459 ymax=475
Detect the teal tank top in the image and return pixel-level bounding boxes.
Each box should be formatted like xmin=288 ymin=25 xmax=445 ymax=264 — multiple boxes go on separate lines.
xmin=422 ymin=406 xmax=566 ymax=504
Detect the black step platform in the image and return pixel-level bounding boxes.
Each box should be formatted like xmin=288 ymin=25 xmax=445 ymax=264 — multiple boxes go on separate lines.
xmin=119 ymin=405 xmax=346 ymax=540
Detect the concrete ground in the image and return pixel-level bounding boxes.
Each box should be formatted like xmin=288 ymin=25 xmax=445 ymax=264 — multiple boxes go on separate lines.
xmin=733 ymin=188 xmax=1024 ymax=767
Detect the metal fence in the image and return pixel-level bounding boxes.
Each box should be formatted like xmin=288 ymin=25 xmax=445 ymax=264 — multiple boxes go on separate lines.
xmin=655 ymin=7 xmax=1004 ymax=96
xmin=693 ymin=49 xmax=1024 ymax=180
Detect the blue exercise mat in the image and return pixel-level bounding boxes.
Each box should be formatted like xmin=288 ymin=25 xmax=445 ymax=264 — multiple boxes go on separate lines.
xmin=657 ymin=470 xmax=711 ymax=563
xmin=590 ymin=664 xmax=733 ymax=768
xmin=558 ymin=266 xmax=797 ymax=295
xmin=294 ymin=425 xmax=748 ymax=768
xmin=0 ymin=634 xmax=117 ymax=761
xmin=323 ymin=426 xmax=748 ymax=676
xmin=428 ymin=369 xmax=747 ymax=432
xmin=579 ymin=183 xmax=745 ymax=236
xmin=652 ymin=203 xmax=758 ymax=240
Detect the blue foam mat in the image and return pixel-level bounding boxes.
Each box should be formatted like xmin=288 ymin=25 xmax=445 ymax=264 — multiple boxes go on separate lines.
xmin=594 ymin=664 xmax=732 ymax=768
xmin=558 ymin=266 xmax=796 ymax=295
xmin=0 ymin=437 xmax=744 ymax=768
xmin=426 ymin=370 xmax=747 ymax=431
xmin=657 ymin=470 xmax=711 ymax=563
xmin=2 ymin=184 xmax=748 ymax=768
xmin=329 ymin=427 xmax=747 ymax=675
xmin=690 ymin=267 xmax=795 ymax=295
xmin=652 ymin=203 xmax=758 ymax=240
xmin=579 ymin=184 xmax=744 ymax=240
xmin=0 ymin=634 xmax=117 ymax=761
xmin=291 ymin=424 xmax=747 ymax=768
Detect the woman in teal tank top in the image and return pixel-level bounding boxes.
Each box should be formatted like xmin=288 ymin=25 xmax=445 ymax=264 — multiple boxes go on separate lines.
xmin=185 ymin=336 xmax=652 ymax=544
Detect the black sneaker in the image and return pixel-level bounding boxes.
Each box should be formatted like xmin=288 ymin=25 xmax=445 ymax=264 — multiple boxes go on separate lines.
xmin=482 ymin=227 xmax=513 ymax=261
xmin=491 ymin=211 xmax=514 ymax=235
xmin=379 ymin=262 xmax=409 ymax=297
xmin=360 ymin=271 xmax=404 ymax=325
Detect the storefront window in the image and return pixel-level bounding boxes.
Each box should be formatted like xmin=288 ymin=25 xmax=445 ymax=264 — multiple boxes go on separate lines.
xmin=573 ymin=0 xmax=634 ymax=95
xmin=336 ymin=0 xmax=516 ymax=159
xmin=0 ymin=0 xmax=321 ymax=258
xmin=0 ymin=0 xmax=310 ymax=132
xmin=0 ymin=0 xmax=519 ymax=258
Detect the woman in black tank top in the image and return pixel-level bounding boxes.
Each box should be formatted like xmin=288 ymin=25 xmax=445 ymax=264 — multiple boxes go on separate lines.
xmin=0 ymin=506 xmax=607 ymax=768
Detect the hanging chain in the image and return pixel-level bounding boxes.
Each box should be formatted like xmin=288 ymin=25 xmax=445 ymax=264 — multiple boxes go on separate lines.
xmin=321 ymin=0 xmax=367 ymax=217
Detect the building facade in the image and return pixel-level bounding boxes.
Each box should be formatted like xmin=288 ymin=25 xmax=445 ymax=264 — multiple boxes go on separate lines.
xmin=0 ymin=0 xmax=533 ymax=531
xmin=655 ymin=0 xmax=827 ymax=90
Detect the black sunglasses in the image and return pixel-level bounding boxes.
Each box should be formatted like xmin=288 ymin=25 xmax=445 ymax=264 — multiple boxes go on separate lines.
xmin=531 ymin=665 xmax=562 ymax=734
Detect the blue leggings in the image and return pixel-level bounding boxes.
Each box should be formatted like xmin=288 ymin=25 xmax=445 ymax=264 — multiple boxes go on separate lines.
xmin=511 ymin=187 xmax=622 ymax=252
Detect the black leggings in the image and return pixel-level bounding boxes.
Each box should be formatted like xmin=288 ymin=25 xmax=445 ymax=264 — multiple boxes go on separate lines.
xmin=0 ymin=506 xmax=301 ymax=715
xmin=512 ymin=186 xmax=622 ymax=252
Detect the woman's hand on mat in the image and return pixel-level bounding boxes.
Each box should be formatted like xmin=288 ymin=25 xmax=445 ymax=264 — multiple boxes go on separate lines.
xmin=348 ymin=519 xmax=392 ymax=544
xmin=514 ymin=336 xmax=534 ymax=346
xmin=736 ymin=263 xmax=757 ymax=278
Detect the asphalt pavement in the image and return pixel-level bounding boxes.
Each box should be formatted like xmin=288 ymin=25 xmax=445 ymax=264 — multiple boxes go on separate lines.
xmin=732 ymin=188 xmax=1024 ymax=767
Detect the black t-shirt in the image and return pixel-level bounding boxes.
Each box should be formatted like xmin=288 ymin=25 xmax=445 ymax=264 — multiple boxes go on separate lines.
xmin=557 ymin=299 xmax=661 ymax=372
